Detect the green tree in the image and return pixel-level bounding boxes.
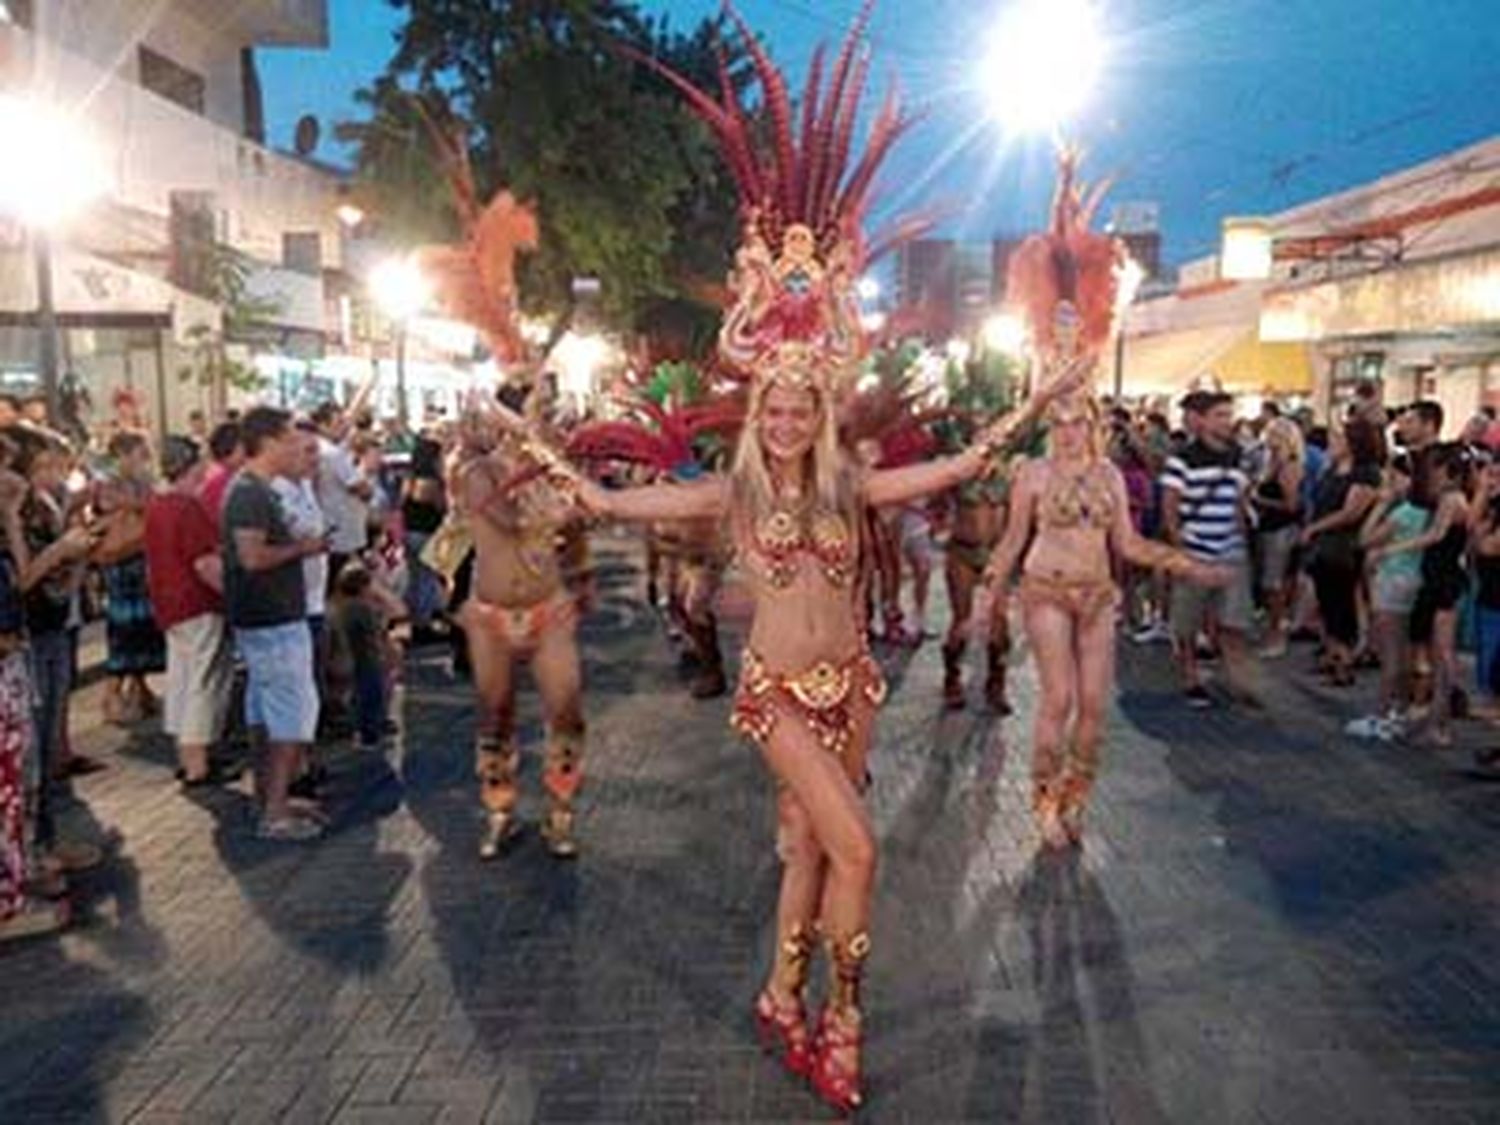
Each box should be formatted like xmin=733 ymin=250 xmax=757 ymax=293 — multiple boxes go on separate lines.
xmin=337 ymin=1 xmax=742 ymax=350
xmin=176 ymin=243 xmax=281 ymax=409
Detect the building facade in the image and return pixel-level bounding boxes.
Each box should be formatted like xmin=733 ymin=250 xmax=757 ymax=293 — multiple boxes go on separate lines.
xmin=0 ymin=0 xmax=385 ymax=435
xmin=1119 ymin=134 xmax=1500 ymax=430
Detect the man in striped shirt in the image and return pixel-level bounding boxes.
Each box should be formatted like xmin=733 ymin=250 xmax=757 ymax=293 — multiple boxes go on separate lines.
xmin=1162 ymin=391 xmax=1260 ymax=707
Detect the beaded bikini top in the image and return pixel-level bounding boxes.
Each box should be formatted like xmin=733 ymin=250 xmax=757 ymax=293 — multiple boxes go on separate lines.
xmin=1038 ymin=466 xmax=1116 ymax=531
xmin=745 ymin=504 xmax=857 ymax=590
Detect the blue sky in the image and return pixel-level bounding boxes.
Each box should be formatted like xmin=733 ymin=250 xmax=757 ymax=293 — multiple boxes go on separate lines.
xmin=260 ymin=0 xmax=1500 ymax=266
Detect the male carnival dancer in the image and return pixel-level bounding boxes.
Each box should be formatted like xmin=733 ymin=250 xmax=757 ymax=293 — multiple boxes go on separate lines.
xmin=399 ymin=99 xmax=587 ymax=859
xmin=452 ymin=417 xmax=588 ymax=859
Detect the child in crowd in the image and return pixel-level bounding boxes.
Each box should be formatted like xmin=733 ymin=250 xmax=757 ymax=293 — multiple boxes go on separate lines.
xmin=328 ymin=564 xmax=398 ymax=750
xmin=1347 ymin=456 xmax=1428 ymax=741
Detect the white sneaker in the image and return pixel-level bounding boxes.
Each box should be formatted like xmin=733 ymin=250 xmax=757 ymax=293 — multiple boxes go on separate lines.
xmin=1131 ymin=621 xmax=1171 ymax=645
xmin=1344 ymin=714 xmax=1384 ymax=740
xmin=1375 ymin=713 xmax=1407 ymax=743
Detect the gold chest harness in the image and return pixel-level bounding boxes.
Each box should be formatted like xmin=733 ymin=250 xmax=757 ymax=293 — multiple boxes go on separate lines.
xmin=1038 ymin=466 xmax=1116 ymax=532
xmin=747 ymin=505 xmax=857 ymax=590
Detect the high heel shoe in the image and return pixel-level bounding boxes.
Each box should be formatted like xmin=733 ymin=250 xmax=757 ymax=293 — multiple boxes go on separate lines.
xmin=754 ymin=988 xmax=812 ymax=1077
xmin=810 ymin=1006 xmax=864 ymax=1113
xmin=754 ymin=922 xmax=816 ymax=1078
xmin=810 ymin=931 xmax=870 ymax=1113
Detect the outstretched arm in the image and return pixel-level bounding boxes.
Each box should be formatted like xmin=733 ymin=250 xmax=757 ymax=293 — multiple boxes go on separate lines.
xmin=862 ymin=445 xmax=989 ymax=509
xmin=863 ymin=356 xmax=1091 ymax=509
xmin=1105 ymin=466 xmax=1223 ymax=582
xmin=982 ymin=460 xmax=1040 ymax=591
xmin=577 ymin=476 xmax=728 ymax=524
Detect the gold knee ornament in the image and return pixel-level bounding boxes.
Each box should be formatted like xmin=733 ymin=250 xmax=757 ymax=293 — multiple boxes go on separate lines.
xmin=476 ymin=735 xmax=521 ymax=859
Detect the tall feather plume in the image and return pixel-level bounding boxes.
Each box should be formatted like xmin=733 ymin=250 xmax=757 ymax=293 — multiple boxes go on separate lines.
xmin=723 ymin=3 xmax=797 ymax=219
xmin=1004 ymin=147 xmax=1124 ymax=358
xmin=797 ymin=42 xmax=827 ymax=218
xmin=813 ymin=1 xmax=874 ymax=228
xmin=834 ymin=84 xmax=911 ymax=223
xmin=820 ymin=47 xmax=871 ymax=230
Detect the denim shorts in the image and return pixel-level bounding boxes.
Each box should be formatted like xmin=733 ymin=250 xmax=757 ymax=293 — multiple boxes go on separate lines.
xmin=235 ymin=621 xmax=319 ymax=744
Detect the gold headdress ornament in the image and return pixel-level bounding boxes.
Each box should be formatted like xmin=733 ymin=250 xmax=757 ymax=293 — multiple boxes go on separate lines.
xmin=624 ymin=1 xmax=928 ymax=400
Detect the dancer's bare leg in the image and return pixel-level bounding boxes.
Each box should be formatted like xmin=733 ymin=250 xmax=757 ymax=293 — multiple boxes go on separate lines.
xmin=467 ymin=626 xmax=519 ymax=857
xmin=1024 ymin=599 xmax=1079 ymax=847
xmin=943 ymin=555 xmax=977 ymax=706
xmin=1064 ymin=605 xmax=1116 ymax=841
xmin=532 ymin=620 xmax=585 ymax=856
xmin=759 ymin=705 xmax=877 ymax=1085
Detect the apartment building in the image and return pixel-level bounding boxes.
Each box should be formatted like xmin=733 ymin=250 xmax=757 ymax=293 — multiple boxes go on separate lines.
xmin=1120 ymin=133 xmax=1500 ymax=425
xmin=0 ymin=0 xmax=352 ymax=431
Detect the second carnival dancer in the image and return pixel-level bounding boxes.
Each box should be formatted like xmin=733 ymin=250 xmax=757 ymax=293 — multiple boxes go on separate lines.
xmin=986 ymin=151 xmax=1229 ymax=849
xmin=525 ymin=6 xmax=1091 ymax=1111
xmin=399 ymin=102 xmax=596 ymax=860
xmin=939 ymin=356 xmax=1024 ymax=712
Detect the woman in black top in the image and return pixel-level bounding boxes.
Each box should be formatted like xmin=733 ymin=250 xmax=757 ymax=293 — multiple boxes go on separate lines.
xmin=402 ymin=434 xmax=448 ymax=636
xmin=1251 ymin=418 xmax=1305 ymax=657
xmin=1300 ymin=419 xmax=1383 ymax=685
xmin=1470 ymin=462 xmax=1500 ymax=713
xmin=1369 ymin=443 xmax=1470 ymax=746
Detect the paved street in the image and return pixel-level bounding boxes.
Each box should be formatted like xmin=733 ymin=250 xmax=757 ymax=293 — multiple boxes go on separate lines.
xmin=4 ymin=537 xmax=1500 ymax=1124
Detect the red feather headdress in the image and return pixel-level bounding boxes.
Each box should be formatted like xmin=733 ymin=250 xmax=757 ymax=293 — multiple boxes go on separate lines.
xmin=567 ymin=393 xmax=746 ymax=477
xmin=1004 ymin=146 xmax=1124 ymax=362
xmin=624 ymin=2 xmax=925 ymax=396
xmin=411 ymin=102 xmax=540 ymax=364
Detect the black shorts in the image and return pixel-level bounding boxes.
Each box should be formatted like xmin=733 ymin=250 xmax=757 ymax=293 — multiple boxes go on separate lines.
xmin=1410 ymin=576 xmax=1466 ymax=644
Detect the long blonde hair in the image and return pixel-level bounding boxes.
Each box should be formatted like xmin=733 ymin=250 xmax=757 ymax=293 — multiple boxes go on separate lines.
xmin=1263 ymin=417 xmax=1305 ymax=473
xmin=728 ymin=377 xmax=860 ymax=532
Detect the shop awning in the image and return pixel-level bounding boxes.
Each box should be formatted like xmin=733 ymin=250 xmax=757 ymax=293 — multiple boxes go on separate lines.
xmin=1118 ymin=325 xmax=1312 ymax=397
xmin=0 ymin=246 xmax=221 ymax=343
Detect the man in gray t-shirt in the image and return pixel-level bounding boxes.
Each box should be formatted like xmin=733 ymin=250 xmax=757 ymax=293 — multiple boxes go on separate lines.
xmin=223 ymin=471 xmax=306 ymax=629
xmin=222 ymin=406 xmax=328 ymax=841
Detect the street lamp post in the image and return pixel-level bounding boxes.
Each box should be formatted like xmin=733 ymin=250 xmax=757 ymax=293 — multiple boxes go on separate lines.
xmin=369 ymin=256 xmax=431 ymax=430
xmin=32 ymin=229 xmax=61 ymax=423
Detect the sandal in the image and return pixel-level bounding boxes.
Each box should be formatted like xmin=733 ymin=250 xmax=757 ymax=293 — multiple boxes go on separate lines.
xmin=0 ymin=899 xmax=70 ymax=942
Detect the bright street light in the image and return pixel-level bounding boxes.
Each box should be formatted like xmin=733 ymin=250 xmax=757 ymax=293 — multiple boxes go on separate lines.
xmin=982 ymin=313 xmax=1028 ymax=356
xmin=369 ymin=257 xmax=432 ymax=428
xmin=335 ymin=203 xmax=365 ymax=229
xmin=857 ymin=276 xmax=881 ymax=302
xmin=0 ymin=95 xmax=107 ymax=227
xmin=552 ymin=332 xmax=611 ymax=402
xmin=370 ymin=256 xmax=431 ymax=321
xmin=0 ymin=95 xmax=108 ymax=426
xmin=981 ymin=0 xmax=1105 ymax=134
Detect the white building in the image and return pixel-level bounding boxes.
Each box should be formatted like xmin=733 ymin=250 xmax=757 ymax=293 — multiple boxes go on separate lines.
xmin=0 ymin=0 xmax=361 ymax=433
xmin=1117 ymin=133 xmax=1500 ymax=430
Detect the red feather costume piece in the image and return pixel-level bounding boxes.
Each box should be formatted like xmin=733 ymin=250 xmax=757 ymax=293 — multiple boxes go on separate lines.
xmin=1004 ymin=147 xmax=1124 ymax=361
xmin=567 ymin=392 xmax=746 ymax=478
xmin=412 ymin=104 xmax=540 ymax=363
xmin=623 ymin=1 xmax=926 ymax=392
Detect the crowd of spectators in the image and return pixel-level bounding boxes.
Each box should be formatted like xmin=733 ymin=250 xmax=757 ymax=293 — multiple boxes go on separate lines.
xmin=0 ymin=388 xmax=447 ymax=941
